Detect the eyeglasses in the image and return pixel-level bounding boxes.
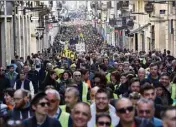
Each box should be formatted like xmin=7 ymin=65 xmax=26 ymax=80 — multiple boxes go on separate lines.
xmin=94 ymin=81 xmax=100 ymax=84
xmin=74 ymin=75 xmax=81 ymax=77
xmin=14 ymin=98 xmax=23 ymax=101
xmin=117 ymin=106 xmax=134 ymax=114
xmin=97 ymin=121 xmax=111 ymax=126
xmin=49 ymin=99 xmax=57 ymax=103
xmin=38 ymin=102 xmax=50 ymax=107
xmin=139 ymin=110 xmax=151 ymax=114
xmin=0 ymin=69 xmax=4 ymax=71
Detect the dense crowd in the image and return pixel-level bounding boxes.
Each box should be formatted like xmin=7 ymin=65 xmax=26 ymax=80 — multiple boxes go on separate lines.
xmin=0 ymin=24 xmax=176 ymax=127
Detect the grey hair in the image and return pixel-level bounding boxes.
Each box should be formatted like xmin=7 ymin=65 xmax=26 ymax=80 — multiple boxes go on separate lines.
xmin=137 ymin=98 xmax=155 ymax=109
xmin=45 ymin=89 xmax=60 ymax=100
xmin=65 ymin=87 xmax=79 ymax=98
xmin=138 ymin=67 xmax=146 ymax=73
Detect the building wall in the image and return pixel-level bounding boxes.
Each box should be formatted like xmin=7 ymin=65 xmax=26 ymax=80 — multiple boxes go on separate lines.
xmin=0 ymin=1 xmax=43 ymax=67
xmin=129 ymin=0 xmax=176 ymax=56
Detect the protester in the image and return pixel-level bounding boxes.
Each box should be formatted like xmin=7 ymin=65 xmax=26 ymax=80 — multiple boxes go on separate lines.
xmin=71 ymin=102 xmax=91 ymax=127
xmin=96 ymin=113 xmax=111 ymax=127
xmin=5 ymin=89 xmax=33 ymax=121
xmin=115 ymin=98 xmax=154 ymax=127
xmin=136 ymin=98 xmax=163 ymax=127
xmin=60 ymin=87 xmax=79 ymax=113
xmin=88 ymin=88 xmax=119 ymax=127
xmin=14 ymin=71 xmax=34 ymax=97
xmin=46 ymin=89 xmax=72 ymax=127
xmin=3 ymin=88 xmax=15 ymax=110
xmin=0 ymin=67 xmax=10 ymax=101
xmin=5 ymin=65 xmax=18 ymax=87
xmin=22 ymin=92 xmax=61 ymax=127
xmin=162 ymin=106 xmax=176 ymax=127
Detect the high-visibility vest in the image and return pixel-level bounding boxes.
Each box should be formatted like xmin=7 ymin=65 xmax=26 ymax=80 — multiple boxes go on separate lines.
xmin=58 ymin=110 xmax=70 ymax=127
xmin=113 ymin=93 xmax=118 ymax=99
xmin=60 ymin=105 xmax=66 ymax=112
xmin=106 ymin=73 xmax=111 ymax=83
xmin=171 ymin=82 xmax=176 ymax=100
xmin=82 ymin=82 xmax=88 ymax=102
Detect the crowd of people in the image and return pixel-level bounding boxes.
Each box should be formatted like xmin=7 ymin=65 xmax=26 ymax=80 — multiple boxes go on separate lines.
xmin=0 ymin=23 xmax=176 ymax=127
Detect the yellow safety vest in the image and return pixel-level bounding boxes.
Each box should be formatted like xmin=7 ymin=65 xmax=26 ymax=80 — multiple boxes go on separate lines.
xmin=60 ymin=105 xmax=66 ymax=112
xmin=58 ymin=110 xmax=70 ymax=127
xmin=106 ymin=73 xmax=111 ymax=83
xmin=82 ymin=82 xmax=88 ymax=102
xmin=113 ymin=93 xmax=118 ymax=99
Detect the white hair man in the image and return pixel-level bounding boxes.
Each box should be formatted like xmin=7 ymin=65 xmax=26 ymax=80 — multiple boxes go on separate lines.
xmin=46 ymin=89 xmax=72 ymax=127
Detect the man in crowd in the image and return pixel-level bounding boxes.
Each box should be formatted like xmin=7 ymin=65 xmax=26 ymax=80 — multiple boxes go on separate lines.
xmin=136 ymin=98 xmax=162 ymax=127
xmin=28 ymin=64 xmax=40 ymax=94
xmin=0 ymin=67 xmax=10 ymax=101
xmin=123 ymin=78 xmax=140 ymax=97
xmin=23 ymin=92 xmax=61 ymax=127
xmin=71 ymin=102 xmax=91 ymax=127
xmin=6 ymin=89 xmax=33 ymax=120
xmin=73 ymin=71 xmax=89 ymax=102
xmin=60 ymin=87 xmax=79 ymax=113
xmin=96 ymin=113 xmax=111 ymax=127
xmin=46 ymin=89 xmax=72 ymax=127
xmin=115 ymin=98 xmax=154 ymax=127
xmin=140 ymin=83 xmax=166 ymax=118
xmin=162 ymin=106 xmax=176 ymax=127
xmin=5 ymin=65 xmax=18 ymax=87
xmin=147 ymin=63 xmax=160 ymax=85
xmin=14 ymin=71 xmax=34 ymax=97
xmin=88 ymin=88 xmax=119 ymax=127
xmin=159 ymin=73 xmax=171 ymax=92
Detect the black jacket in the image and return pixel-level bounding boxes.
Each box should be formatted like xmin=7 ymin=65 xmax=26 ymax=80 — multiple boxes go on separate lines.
xmin=5 ymin=102 xmax=33 ymax=121
xmin=28 ymin=70 xmax=39 ymax=93
xmin=0 ymin=75 xmax=10 ymax=101
xmin=23 ymin=116 xmax=62 ymax=127
xmin=115 ymin=117 xmax=154 ymax=127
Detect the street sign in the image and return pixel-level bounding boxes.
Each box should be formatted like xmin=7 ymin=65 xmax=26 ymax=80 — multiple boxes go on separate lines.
xmin=30 ymin=16 xmax=39 ymax=21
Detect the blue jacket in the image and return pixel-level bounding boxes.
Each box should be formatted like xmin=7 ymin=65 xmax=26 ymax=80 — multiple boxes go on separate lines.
xmin=152 ymin=117 xmax=163 ymax=127
xmin=5 ymin=71 xmax=18 ymax=87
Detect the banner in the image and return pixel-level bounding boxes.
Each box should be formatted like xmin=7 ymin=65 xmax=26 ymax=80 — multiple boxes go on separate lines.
xmin=76 ymin=43 xmax=86 ymax=52
xmin=61 ymin=49 xmax=76 ymax=60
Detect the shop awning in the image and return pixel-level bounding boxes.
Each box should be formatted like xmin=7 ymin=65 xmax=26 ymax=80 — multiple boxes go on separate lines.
xmin=129 ymin=23 xmax=151 ymax=35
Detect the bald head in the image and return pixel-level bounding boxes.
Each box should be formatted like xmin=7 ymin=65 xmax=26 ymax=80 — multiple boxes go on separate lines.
xmin=14 ymin=89 xmax=26 ymax=98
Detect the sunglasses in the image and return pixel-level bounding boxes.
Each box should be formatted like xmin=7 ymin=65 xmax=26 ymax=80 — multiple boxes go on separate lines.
xmin=117 ymin=106 xmax=134 ymax=114
xmin=75 ymin=75 xmax=81 ymax=77
xmin=49 ymin=99 xmax=57 ymax=103
xmin=97 ymin=121 xmax=111 ymax=126
xmin=94 ymin=81 xmax=100 ymax=84
xmin=38 ymin=102 xmax=50 ymax=107
xmin=139 ymin=110 xmax=151 ymax=114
